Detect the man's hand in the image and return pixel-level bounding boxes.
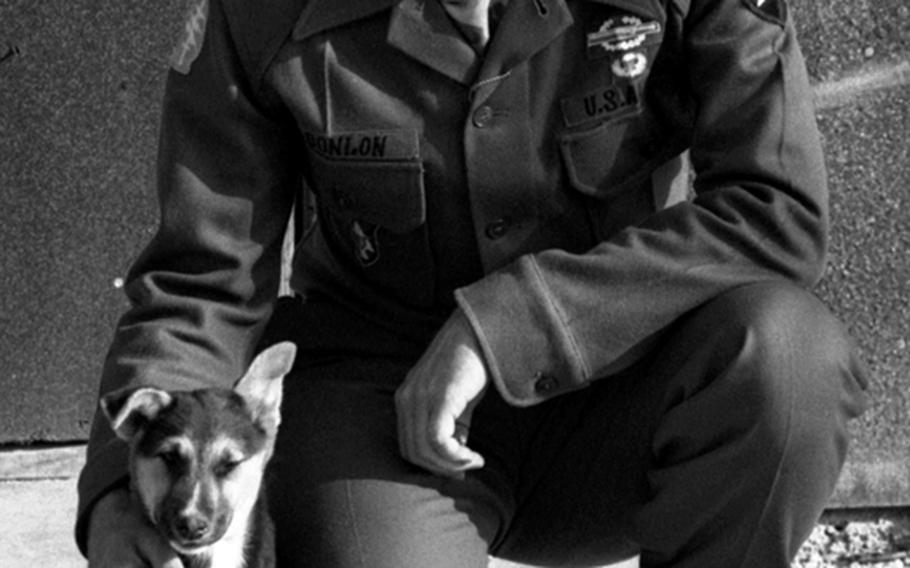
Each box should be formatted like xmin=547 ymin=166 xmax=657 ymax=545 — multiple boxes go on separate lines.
xmin=87 ymin=487 xmax=181 ymax=568
xmin=395 ymin=309 xmax=489 ymax=478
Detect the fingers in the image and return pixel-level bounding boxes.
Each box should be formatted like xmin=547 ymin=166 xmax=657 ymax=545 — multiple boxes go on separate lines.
xmin=395 ymin=309 xmax=489 ymax=478
xmin=426 ymin=398 xmax=485 ymax=476
xmin=396 ymin=380 xmax=485 ymax=478
xmin=434 ymin=405 xmax=483 ymax=455
xmin=453 ymin=419 xmax=470 ymax=446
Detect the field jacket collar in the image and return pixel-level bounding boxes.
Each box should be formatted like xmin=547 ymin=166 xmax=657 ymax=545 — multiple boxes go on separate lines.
xmin=293 ymin=0 xmax=575 ymax=85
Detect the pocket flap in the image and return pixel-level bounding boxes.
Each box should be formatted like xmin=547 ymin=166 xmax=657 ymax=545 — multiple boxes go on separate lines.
xmin=560 ymin=117 xmax=675 ymax=199
xmin=309 ymin=154 xmax=426 ymax=234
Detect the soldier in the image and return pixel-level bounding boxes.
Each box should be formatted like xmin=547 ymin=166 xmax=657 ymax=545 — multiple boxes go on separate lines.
xmin=79 ymin=0 xmax=868 ymax=566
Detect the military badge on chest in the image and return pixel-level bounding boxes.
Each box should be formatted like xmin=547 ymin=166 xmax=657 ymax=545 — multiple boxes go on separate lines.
xmin=585 ymin=12 xmax=662 ymax=79
xmin=586 ymin=15 xmax=660 ymax=59
xmin=560 ymin=9 xmax=662 ymax=129
xmin=351 ymin=220 xmax=380 ymax=267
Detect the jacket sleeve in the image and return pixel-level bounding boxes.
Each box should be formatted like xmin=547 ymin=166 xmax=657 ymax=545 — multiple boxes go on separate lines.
xmin=456 ymin=0 xmax=828 ymax=406
xmin=75 ymin=0 xmax=301 ymax=553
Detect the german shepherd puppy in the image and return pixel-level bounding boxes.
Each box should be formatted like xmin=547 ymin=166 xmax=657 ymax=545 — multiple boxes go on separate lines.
xmin=101 ymin=341 xmax=296 ymax=568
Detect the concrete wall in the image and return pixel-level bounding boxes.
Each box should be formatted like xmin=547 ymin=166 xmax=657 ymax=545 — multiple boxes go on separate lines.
xmin=792 ymin=0 xmax=910 ymax=507
xmin=0 ymin=1 xmax=184 ymax=442
xmin=0 ymin=1 xmax=907 ymax=506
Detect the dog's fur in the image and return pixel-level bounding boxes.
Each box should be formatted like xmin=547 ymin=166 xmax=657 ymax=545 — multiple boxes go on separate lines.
xmin=101 ymin=342 xmax=296 ymax=568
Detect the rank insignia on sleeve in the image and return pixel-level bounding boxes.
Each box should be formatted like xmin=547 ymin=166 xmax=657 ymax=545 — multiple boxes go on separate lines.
xmin=170 ymin=0 xmax=209 ymax=75
xmin=586 ymin=16 xmax=661 ymax=59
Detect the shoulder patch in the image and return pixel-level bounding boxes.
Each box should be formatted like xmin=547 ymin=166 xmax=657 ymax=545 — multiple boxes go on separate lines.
xmin=742 ymin=0 xmax=787 ymax=26
xmin=170 ymin=0 xmax=210 ymax=75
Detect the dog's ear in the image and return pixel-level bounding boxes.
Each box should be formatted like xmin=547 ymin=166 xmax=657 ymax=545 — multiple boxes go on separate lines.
xmin=101 ymin=387 xmax=174 ymax=442
xmin=235 ymin=341 xmax=296 ymax=434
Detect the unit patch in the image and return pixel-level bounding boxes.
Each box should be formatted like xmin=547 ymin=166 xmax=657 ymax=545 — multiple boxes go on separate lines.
xmin=586 ymin=15 xmax=661 ymax=59
xmin=351 ymin=220 xmax=380 ymax=266
xmin=561 ymin=82 xmax=641 ymax=128
xmin=170 ymin=0 xmax=209 ymax=75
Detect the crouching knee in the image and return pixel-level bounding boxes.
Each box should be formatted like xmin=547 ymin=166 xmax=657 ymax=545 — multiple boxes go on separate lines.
xmin=683 ymin=281 xmax=869 ymax=446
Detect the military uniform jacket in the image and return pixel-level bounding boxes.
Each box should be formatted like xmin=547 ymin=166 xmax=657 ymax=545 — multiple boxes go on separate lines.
xmin=78 ymin=0 xmax=828 ymax=550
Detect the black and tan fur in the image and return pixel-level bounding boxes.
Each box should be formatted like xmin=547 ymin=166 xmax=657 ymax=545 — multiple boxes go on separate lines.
xmin=101 ymin=342 xmax=296 ymax=568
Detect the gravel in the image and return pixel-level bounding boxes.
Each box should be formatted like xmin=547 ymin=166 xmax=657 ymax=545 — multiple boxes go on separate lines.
xmin=793 ymin=510 xmax=910 ymax=567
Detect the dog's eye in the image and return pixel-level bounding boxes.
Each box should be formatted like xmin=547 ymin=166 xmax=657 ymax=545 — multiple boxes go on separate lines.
xmin=214 ymin=459 xmax=242 ymax=478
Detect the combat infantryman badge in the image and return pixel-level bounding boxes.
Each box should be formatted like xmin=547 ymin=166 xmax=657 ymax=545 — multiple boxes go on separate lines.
xmin=586 ymin=16 xmax=661 ymax=58
xmin=170 ymin=0 xmax=209 ymax=75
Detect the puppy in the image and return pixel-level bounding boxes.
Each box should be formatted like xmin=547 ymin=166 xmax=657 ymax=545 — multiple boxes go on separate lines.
xmin=101 ymin=341 xmax=296 ymax=568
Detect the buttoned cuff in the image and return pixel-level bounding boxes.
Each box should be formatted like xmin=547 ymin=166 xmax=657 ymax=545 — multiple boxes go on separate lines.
xmin=455 ymin=255 xmax=590 ymax=406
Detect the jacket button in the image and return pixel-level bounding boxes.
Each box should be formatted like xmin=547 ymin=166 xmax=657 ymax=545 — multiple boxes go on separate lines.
xmin=473 ymin=105 xmax=494 ymax=128
xmin=484 ymin=217 xmax=511 ymax=240
xmin=534 ymin=373 xmax=557 ymax=395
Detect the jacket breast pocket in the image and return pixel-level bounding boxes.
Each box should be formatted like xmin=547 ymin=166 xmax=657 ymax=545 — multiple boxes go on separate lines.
xmin=559 ymin=119 xmax=674 ymax=241
xmin=307 ymin=152 xmax=436 ymax=308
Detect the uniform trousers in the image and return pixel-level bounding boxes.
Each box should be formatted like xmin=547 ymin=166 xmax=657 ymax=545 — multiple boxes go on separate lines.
xmin=262 ymin=282 xmax=868 ymax=568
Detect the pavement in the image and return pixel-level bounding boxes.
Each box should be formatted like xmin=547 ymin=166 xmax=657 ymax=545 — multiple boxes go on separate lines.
xmin=0 ymin=445 xmax=638 ymax=568
xmin=3 ymin=446 xmax=907 ymax=567
xmin=0 ymin=477 xmax=84 ymax=568
xmin=0 ymin=446 xmax=84 ymax=567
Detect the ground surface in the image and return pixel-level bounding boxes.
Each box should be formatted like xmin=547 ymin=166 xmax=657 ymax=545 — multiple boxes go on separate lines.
xmin=1 ymin=447 xmax=906 ymax=567
xmin=793 ymin=511 xmax=910 ymax=568
xmin=1 ymin=477 xmax=907 ymax=568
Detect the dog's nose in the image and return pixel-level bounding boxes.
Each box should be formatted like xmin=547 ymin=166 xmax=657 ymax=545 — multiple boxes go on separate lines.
xmin=175 ymin=515 xmax=209 ymax=541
